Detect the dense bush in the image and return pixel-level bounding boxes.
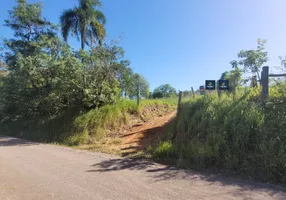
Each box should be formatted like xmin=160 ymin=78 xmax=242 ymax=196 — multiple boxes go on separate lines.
xmin=152 ymin=84 xmax=177 ymax=99
xmin=71 ymin=98 xmax=177 ymax=145
xmin=0 ymin=0 xmax=149 ymax=122
xmin=153 ymin=86 xmax=286 ymax=184
xmin=0 ymin=98 xmax=177 ymax=145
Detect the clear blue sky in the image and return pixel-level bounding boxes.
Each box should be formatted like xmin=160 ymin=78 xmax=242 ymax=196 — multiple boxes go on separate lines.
xmin=1 ymin=0 xmax=286 ymax=91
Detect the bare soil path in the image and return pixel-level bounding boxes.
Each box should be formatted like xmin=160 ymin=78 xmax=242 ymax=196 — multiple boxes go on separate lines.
xmin=1 ymin=136 xmax=286 ymax=200
xmin=120 ymin=111 xmax=176 ymax=156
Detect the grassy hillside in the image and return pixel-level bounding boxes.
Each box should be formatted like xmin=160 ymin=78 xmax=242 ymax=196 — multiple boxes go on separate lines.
xmin=151 ymin=85 xmax=286 ymax=184
xmin=0 ymin=98 xmax=177 ymax=146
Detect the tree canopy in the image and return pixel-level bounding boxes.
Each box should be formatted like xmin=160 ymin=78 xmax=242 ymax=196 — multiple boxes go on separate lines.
xmin=152 ymin=84 xmax=177 ymax=99
xmin=60 ymin=0 xmax=106 ymax=49
xmin=232 ymin=39 xmax=268 ymax=84
xmin=129 ymin=73 xmax=150 ymax=99
xmin=0 ymin=0 xmax=147 ymax=122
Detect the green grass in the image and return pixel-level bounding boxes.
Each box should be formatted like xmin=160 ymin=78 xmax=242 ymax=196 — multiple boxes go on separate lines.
xmin=151 ymin=86 xmax=286 ymax=184
xmin=139 ymin=98 xmax=178 ymax=107
xmin=0 ymin=106 xmax=82 ymax=143
xmin=70 ymin=98 xmax=177 ymax=145
xmin=0 ymin=98 xmax=177 ymax=146
xmin=152 ymin=141 xmax=177 ymax=159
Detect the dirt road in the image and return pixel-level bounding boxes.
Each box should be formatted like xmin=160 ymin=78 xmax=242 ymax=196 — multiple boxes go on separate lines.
xmin=0 ymin=136 xmax=285 ymax=200
xmin=120 ymin=111 xmax=176 ymax=156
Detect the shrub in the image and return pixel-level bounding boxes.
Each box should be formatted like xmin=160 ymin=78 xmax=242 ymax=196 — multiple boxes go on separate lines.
xmin=152 ymin=141 xmax=177 ymax=159
xmin=156 ymin=86 xmax=286 ymax=184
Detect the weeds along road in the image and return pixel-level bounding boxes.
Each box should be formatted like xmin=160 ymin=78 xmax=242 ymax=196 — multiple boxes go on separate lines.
xmin=0 ymin=136 xmax=285 ymax=200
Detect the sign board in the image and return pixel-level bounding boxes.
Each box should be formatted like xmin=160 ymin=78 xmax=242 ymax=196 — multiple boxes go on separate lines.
xmin=205 ymin=80 xmax=216 ymax=90
xmin=218 ymin=80 xmax=229 ymax=90
xmin=199 ymin=85 xmax=205 ymax=95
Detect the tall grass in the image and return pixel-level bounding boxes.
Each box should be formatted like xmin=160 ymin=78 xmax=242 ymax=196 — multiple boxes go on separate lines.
xmin=152 ymin=86 xmax=286 ymax=184
xmin=0 ymin=98 xmax=177 ymax=146
xmin=69 ymin=98 xmax=177 ymax=145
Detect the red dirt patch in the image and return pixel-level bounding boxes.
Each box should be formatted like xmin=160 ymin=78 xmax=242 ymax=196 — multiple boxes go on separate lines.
xmin=120 ymin=111 xmax=176 ymax=156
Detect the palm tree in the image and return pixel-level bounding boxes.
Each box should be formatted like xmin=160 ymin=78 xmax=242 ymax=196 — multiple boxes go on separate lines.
xmin=60 ymin=0 xmax=106 ymax=50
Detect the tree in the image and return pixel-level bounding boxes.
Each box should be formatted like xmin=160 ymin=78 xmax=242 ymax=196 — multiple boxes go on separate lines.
xmin=235 ymin=39 xmax=268 ymax=84
xmin=78 ymin=44 xmax=128 ymax=109
xmin=222 ymin=67 xmax=243 ymax=95
xmin=130 ymin=73 xmax=149 ymax=99
xmin=0 ymin=0 xmax=71 ymax=119
xmin=0 ymin=0 xmax=145 ymax=123
xmin=152 ymin=84 xmax=177 ymax=98
xmin=3 ymin=0 xmax=58 ymax=67
xmin=111 ymin=60 xmax=134 ymax=97
xmin=1 ymin=0 xmax=104 ymax=120
xmin=276 ymin=56 xmax=286 ymax=73
xmin=60 ymin=0 xmax=106 ymax=49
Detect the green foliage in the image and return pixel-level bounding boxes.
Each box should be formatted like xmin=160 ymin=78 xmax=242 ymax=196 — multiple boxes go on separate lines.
xmin=3 ymin=0 xmax=58 ymax=65
xmin=113 ymin=60 xmax=134 ymax=97
xmin=0 ymin=0 xmax=79 ymax=120
xmin=276 ymin=55 xmax=286 ymax=75
xmin=0 ymin=106 xmax=82 ymax=142
xmin=66 ymin=130 xmax=89 ymax=146
xmin=127 ymin=73 xmax=150 ymax=99
xmin=0 ymin=1 xmax=174 ymax=150
xmin=60 ymin=0 xmax=106 ymax=49
xmin=78 ymin=45 xmax=129 ymax=109
xmin=154 ymin=86 xmax=286 ymax=184
xmin=182 ymin=90 xmax=194 ymax=97
xmin=152 ymin=141 xmax=177 ymax=159
xmin=232 ymin=39 xmax=268 ymax=82
xmin=221 ymin=66 xmax=243 ymax=95
xmin=5 ymin=0 xmax=55 ymax=41
xmin=152 ymin=84 xmax=177 ymax=99
xmin=139 ymin=98 xmax=177 ymax=108
xmin=0 ymin=98 xmax=176 ymax=146
xmin=74 ymin=100 xmax=138 ymax=140
xmin=0 ymin=0 xmax=147 ymax=125
xmin=74 ymin=98 xmax=177 ymax=142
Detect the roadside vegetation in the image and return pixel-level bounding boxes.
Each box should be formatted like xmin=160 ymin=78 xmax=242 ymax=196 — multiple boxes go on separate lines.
xmin=1 ymin=0 xmax=286 ymax=187
xmin=1 ymin=98 xmax=176 ymax=147
xmin=0 ymin=1 xmax=177 ymax=147
xmin=150 ymin=40 xmax=286 ymax=184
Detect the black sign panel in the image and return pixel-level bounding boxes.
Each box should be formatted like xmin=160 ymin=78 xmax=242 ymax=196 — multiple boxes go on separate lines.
xmin=205 ymin=80 xmax=216 ymax=90
xmin=218 ymin=80 xmax=229 ymax=90
xmin=199 ymin=86 xmax=205 ymax=95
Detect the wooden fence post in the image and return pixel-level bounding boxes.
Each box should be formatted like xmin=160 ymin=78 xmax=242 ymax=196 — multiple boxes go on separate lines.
xmin=177 ymin=91 xmax=182 ymax=113
xmin=261 ymin=66 xmax=269 ymax=100
xmin=217 ymin=80 xmax=221 ymax=99
xmin=191 ymin=87 xmax=195 ymax=98
xmin=172 ymin=91 xmax=182 ymax=141
xmin=137 ymin=85 xmax=140 ymax=106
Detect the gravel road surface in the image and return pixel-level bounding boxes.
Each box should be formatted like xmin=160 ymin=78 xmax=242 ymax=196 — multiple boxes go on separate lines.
xmin=0 ymin=136 xmax=285 ymax=200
